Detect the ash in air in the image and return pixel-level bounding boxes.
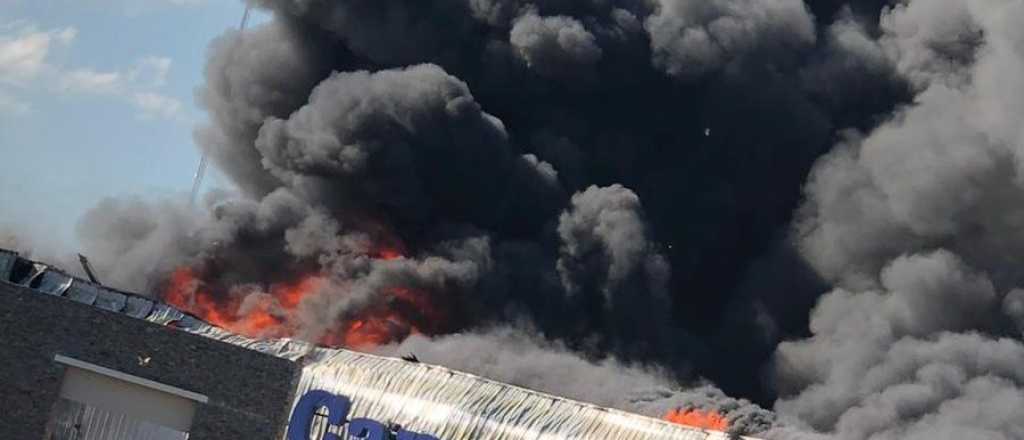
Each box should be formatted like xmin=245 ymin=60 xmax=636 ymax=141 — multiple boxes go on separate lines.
xmin=6 ymin=0 xmax=1024 ymax=438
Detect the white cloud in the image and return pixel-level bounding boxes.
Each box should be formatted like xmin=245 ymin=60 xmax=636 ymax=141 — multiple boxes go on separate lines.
xmin=0 ymin=21 xmax=182 ymax=120
xmin=57 ymin=63 xmax=183 ymax=119
xmin=57 ymin=60 xmax=182 ymax=119
xmin=0 ymin=90 xmax=31 ymax=115
xmin=0 ymin=24 xmax=76 ymax=85
xmin=128 ymin=56 xmax=172 ymax=87
xmin=59 ymin=57 xmax=174 ymax=95
xmin=10 ymin=0 xmax=208 ymax=12
xmin=60 ymin=68 xmax=122 ymax=93
xmin=132 ymin=92 xmax=182 ymax=119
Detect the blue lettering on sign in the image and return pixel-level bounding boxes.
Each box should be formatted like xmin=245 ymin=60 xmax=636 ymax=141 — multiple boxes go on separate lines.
xmin=287 ymin=390 xmax=440 ymax=440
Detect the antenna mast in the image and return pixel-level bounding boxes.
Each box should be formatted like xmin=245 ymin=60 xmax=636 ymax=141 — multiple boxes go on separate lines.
xmin=191 ymin=4 xmax=253 ymax=206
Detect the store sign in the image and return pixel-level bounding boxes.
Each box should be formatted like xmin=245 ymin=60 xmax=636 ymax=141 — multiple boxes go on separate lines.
xmin=287 ymin=390 xmax=439 ymax=440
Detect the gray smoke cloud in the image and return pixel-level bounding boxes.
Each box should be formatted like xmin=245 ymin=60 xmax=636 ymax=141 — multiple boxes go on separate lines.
xmin=194 ymin=19 xmax=330 ymax=197
xmin=778 ymin=0 xmax=1024 ymax=438
xmin=646 ymin=0 xmax=817 ymax=77
xmin=510 ymin=9 xmax=604 ymax=78
xmin=17 ymin=0 xmax=1024 ymax=437
xmin=253 ymin=63 xmax=562 ymax=228
xmin=378 ymin=326 xmax=776 ymax=437
xmin=181 ymin=4 xmax=892 ymax=409
xmin=556 ymin=185 xmax=677 ymax=358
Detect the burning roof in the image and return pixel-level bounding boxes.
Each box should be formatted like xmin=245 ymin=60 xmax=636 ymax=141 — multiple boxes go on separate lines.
xmin=0 ymin=247 xmax=761 ymax=439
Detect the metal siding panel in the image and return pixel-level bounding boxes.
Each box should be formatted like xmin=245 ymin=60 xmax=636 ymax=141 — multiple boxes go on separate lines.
xmin=94 ymin=288 xmax=127 ymax=312
xmin=65 ymin=280 xmax=100 ymax=305
xmin=145 ymin=304 xmax=185 ymax=325
xmin=0 ymin=250 xmax=16 ymax=281
xmin=49 ymin=399 xmax=189 ymax=440
xmin=280 ymin=349 xmax=737 ymax=440
xmin=37 ymin=270 xmax=74 ymax=296
xmin=123 ymin=296 xmax=155 ymax=319
xmin=174 ymin=315 xmax=205 ymax=330
xmin=15 ymin=263 xmax=49 ymax=286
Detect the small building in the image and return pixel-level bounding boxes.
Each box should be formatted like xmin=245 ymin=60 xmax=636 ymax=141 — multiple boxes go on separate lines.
xmin=0 ymin=248 xmax=297 ymax=440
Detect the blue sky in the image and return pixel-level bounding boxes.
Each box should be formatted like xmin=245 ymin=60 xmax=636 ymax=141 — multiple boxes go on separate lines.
xmin=0 ymin=0 xmax=262 ymax=247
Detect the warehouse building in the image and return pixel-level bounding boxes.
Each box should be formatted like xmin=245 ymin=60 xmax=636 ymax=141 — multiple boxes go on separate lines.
xmin=0 ymin=248 xmax=754 ymax=440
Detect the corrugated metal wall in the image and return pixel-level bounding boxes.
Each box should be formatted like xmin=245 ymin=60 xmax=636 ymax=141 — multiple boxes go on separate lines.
xmin=180 ymin=322 xmax=746 ymax=439
xmin=49 ymin=399 xmax=188 ymax=440
xmin=283 ymin=349 xmax=739 ymax=440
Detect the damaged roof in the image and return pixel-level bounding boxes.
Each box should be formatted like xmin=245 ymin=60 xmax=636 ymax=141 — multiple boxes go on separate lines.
xmin=0 ymin=248 xmax=761 ymax=440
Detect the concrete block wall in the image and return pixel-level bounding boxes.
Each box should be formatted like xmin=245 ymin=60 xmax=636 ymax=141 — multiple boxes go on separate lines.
xmin=0 ymin=282 xmax=300 ymax=440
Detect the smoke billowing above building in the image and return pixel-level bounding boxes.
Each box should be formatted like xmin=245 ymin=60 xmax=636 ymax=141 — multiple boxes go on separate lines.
xmin=10 ymin=0 xmax=1024 ymax=438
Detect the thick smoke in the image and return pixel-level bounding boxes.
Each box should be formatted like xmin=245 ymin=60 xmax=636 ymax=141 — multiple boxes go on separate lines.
xmin=380 ymin=327 xmax=776 ymax=436
xmin=18 ymin=0 xmax=1024 ymax=437
xmin=510 ymin=9 xmax=604 ymax=78
xmin=776 ymin=0 xmax=1024 ymax=438
xmin=174 ymin=0 xmax=899 ymax=409
xmin=646 ymin=0 xmax=817 ymax=78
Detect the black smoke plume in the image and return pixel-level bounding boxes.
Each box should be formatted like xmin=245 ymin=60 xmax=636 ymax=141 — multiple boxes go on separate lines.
xmin=15 ymin=0 xmax=1024 ymax=437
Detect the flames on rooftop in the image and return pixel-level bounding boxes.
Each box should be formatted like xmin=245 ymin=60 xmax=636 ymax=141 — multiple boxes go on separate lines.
xmin=162 ymin=247 xmax=449 ymax=351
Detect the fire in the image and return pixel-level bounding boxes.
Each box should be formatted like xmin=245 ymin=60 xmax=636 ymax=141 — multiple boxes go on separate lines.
xmin=318 ymin=286 xmax=445 ymax=349
xmin=164 ymin=267 xmax=314 ymax=337
xmin=325 ymin=315 xmax=409 ymax=349
xmin=664 ymin=409 xmax=729 ymax=432
xmin=376 ymin=248 xmax=403 ymax=260
xmin=162 ymin=249 xmax=447 ymax=350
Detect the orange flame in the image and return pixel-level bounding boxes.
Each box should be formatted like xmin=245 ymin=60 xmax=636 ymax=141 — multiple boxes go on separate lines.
xmin=376 ymin=248 xmax=403 ymax=260
xmin=664 ymin=409 xmax=729 ymax=431
xmin=317 ymin=286 xmax=443 ymax=349
xmin=164 ymin=267 xmax=313 ymax=337
xmin=163 ymin=249 xmax=444 ymax=349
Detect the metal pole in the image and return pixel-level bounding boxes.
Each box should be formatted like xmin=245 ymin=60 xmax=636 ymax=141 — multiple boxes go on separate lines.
xmin=190 ymin=4 xmax=252 ymax=207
